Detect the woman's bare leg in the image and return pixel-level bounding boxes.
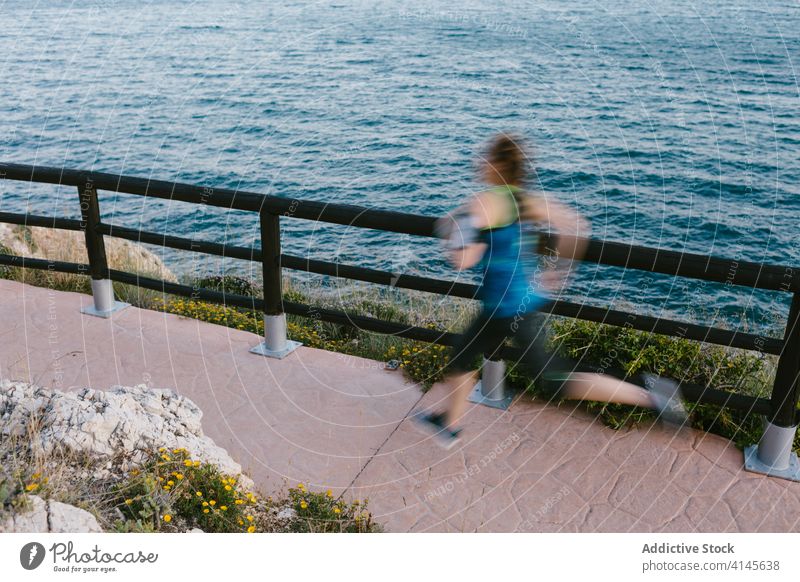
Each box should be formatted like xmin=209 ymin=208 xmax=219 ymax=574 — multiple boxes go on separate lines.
xmin=561 ymin=372 xmax=654 ymax=408
xmin=444 ymin=370 xmax=478 ymax=428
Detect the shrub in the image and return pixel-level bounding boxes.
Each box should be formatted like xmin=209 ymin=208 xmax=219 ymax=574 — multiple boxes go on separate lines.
xmin=548 ymin=317 xmax=768 ymax=391
xmin=112 ymin=448 xmax=260 ymax=533
xmin=287 ymin=483 xmax=379 ymax=533
xmin=0 ymin=472 xmax=39 ymax=523
xmin=154 ymin=297 xmax=263 ymax=334
xmin=384 ymin=326 xmax=451 ymax=390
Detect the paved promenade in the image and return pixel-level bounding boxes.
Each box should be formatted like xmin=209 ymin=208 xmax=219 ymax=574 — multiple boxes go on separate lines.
xmin=1 ymin=279 xmax=798 ymax=532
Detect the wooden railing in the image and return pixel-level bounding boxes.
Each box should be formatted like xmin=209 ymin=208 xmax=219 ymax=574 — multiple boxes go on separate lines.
xmin=1 ymin=162 xmax=798 ymax=429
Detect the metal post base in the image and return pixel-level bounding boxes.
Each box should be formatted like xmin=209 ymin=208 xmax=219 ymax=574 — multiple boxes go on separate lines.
xmin=744 ymin=421 xmax=800 ymax=482
xmin=81 ymin=279 xmax=130 ymax=318
xmin=468 ymin=358 xmax=513 ymax=410
xmin=249 ymin=313 xmax=302 ymax=359
xmin=250 ymin=339 xmax=302 ymax=359
xmin=82 ymin=301 xmax=130 ymax=318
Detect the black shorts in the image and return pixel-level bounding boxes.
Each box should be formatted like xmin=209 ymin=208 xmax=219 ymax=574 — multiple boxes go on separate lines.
xmin=446 ymin=309 xmax=573 ymax=400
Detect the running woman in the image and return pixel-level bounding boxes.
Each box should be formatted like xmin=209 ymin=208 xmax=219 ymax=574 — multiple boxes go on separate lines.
xmin=415 ymin=133 xmax=686 ymax=449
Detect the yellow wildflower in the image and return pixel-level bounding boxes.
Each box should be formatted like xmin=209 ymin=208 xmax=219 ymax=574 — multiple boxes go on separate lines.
xmin=326 ymin=489 xmax=333 ymax=498
xmin=300 ymin=501 xmax=308 ymax=509
xmin=125 ymin=499 xmax=133 ymax=505
xmin=209 ymin=500 xmax=216 ymax=506
xmin=203 ymin=509 xmax=210 ymax=514
xmin=247 ymin=525 xmax=256 ymax=533
xmin=25 ymin=483 xmax=39 ymax=492
xmin=220 ymin=506 xmax=228 ymax=511
xmin=163 ymin=515 xmax=172 ymax=523
xmin=196 ymin=491 xmax=203 ymax=497
xmin=333 ymin=507 xmax=341 ymax=515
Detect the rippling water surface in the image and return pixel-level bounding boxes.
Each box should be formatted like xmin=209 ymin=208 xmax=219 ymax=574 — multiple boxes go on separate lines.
xmin=1 ymin=1 xmax=798 ymax=332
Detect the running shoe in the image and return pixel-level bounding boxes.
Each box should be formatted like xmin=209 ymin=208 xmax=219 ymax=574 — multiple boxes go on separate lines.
xmin=411 ymin=410 xmax=462 ymax=450
xmin=642 ymin=372 xmax=689 ymax=429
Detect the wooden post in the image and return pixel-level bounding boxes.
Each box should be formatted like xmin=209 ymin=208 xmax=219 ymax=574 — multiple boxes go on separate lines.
xmin=770 ymin=292 xmax=800 ymax=427
xmin=249 ymin=209 xmax=301 ymax=359
xmin=260 ymin=210 xmax=283 ymax=316
xmin=744 ymin=290 xmax=800 ymax=480
xmin=77 ymin=176 xmax=109 ymax=281
xmin=77 ymin=176 xmax=128 ymax=317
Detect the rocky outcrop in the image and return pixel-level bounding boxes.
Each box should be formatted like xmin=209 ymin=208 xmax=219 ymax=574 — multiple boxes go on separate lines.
xmin=0 ymin=495 xmax=102 ymax=533
xmin=0 ymin=223 xmax=177 ymax=282
xmin=0 ymin=380 xmax=253 ymax=487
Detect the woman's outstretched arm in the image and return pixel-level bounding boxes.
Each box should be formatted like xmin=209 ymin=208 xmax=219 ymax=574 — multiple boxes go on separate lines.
xmin=519 ymin=192 xmax=590 ymax=290
xmin=520 ymin=191 xmax=591 ymax=261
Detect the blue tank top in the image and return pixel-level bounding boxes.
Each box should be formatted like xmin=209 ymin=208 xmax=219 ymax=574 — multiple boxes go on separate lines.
xmin=476 ymin=185 xmax=547 ymax=318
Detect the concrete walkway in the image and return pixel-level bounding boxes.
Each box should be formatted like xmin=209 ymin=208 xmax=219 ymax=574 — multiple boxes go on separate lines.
xmin=1 ymin=279 xmax=798 ymax=532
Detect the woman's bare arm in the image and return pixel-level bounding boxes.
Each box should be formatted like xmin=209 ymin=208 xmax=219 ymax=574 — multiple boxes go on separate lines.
xmin=440 ymin=192 xmax=493 ymax=271
xmin=519 ymin=192 xmax=591 ymax=262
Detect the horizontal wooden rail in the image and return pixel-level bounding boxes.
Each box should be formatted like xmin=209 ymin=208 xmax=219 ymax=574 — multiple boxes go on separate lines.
xmin=543 ymin=301 xmax=783 ymax=355
xmin=0 ymin=253 xmax=89 ymax=275
xmin=0 ymin=163 xmax=436 ymax=236
xmin=0 ymin=212 xmax=84 ymax=232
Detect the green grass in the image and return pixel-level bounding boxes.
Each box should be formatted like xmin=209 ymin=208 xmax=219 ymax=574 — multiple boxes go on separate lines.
xmin=526 ymin=317 xmax=794 ymax=452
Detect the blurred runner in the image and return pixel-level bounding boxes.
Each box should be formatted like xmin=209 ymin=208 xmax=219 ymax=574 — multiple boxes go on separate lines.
xmin=416 ymin=133 xmax=686 ymax=449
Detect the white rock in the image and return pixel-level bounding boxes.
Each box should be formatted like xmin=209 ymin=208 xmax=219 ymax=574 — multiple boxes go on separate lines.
xmin=0 ymin=495 xmax=48 ymax=533
xmin=276 ymin=507 xmax=297 ymax=520
xmin=0 ymin=496 xmax=101 ymax=533
xmin=48 ymin=500 xmax=103 ymax=533
xmin=0 ymin=381 xmax=249 ymax=483
xmin=0 ymin=225 xmax=177 ymax=283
